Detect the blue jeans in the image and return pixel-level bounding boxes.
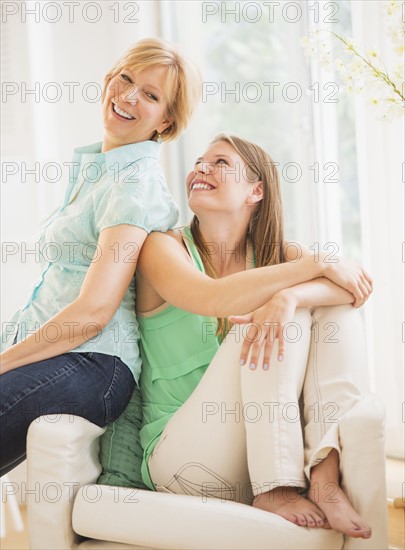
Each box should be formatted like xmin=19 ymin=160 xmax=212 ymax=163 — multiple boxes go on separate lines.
xmin=0 ymin=335 xmax=135 ymax=477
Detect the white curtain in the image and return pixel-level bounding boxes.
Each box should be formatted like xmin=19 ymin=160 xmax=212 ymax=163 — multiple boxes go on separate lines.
xmin=350 ymin=0 xmax=404 ymax=458
xmin=158 ymin=0 xmax=404 ymax=459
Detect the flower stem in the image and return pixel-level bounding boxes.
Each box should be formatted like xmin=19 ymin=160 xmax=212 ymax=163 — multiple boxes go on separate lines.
xmin=329 ymin=31 xmax=405 ymax=103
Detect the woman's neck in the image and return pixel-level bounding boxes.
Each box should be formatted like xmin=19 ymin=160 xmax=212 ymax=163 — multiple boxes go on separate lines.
xmin=196 ymin=216 xmax=250 ymax=278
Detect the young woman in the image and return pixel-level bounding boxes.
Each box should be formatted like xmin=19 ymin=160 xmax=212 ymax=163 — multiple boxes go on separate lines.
xmin=136 ymin=134 xmax=375 ymax=540
xmin=0 ymin=38 xmax=201 ymax=477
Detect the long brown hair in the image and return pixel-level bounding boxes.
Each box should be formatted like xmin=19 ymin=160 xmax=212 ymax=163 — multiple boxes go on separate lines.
xmin=189 ymin=133 xmax=286 ymax=337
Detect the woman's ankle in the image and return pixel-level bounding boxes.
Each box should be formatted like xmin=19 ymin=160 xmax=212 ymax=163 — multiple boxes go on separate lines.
xmin=310 ymin=449 xmax=340 ymax=486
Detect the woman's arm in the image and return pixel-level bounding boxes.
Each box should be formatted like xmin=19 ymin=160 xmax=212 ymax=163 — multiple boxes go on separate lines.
xmin=283 ymin=241 xmax=372 ymax=309
xmin=0 ymin=225 xmax=147 ymax=374
xmin=137 ymin=232 xmax=329 ymax=318
xmin=229 ymin=276 xmax=371 ymax=369
xmin=138 ymin=234 xmax=372 ymax=318
xmin=278 ymin=277 xmax=356 ymax=310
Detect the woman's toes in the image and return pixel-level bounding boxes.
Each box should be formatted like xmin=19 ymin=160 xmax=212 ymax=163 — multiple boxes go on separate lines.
xmin=355 ymin=522 xmax=372 ymax=538
xmin=344 ymin=522 xmax=371 ymax=538
xmin=346 ymin=527 xmax=363 ymax=538
xmin=311 ymin=513 xmax=324 ymax=527
xmin=296 ymin=514 xmax=307 ymax=526
xmin=306 ymin=515 xmax=316 ymax=527
xmin=285 ymin=514 xmax=299 ymax=525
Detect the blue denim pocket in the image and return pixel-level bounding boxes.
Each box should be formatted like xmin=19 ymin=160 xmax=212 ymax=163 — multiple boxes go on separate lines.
xmin=103 ymin=357 xmax=134 ymax=424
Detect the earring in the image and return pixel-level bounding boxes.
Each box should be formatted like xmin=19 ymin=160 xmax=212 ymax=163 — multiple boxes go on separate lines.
xmin=157 ymin=133 xmax=163 ymax=144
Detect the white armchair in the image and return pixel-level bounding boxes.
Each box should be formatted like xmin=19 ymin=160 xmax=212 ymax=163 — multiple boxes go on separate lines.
xmin=25 ymin=394 xmax=388 ymax=550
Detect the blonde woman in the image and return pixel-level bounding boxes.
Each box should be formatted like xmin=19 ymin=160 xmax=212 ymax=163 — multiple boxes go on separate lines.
xmin=136 ymin=134 xmax=378 ymax=540
xmin=0 ymin=38 xmax=201 ymax=477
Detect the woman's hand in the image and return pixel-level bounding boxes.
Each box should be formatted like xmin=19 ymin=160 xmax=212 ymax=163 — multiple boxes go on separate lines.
xmin=322 ymin=258 xmax=373 ymax=308
xmin=228 ymin=290 xmax=298 ymax=370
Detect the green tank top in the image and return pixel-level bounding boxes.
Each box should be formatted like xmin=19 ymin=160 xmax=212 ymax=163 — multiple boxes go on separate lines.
xmin=138 ymin=226 xmax=221 ymax=490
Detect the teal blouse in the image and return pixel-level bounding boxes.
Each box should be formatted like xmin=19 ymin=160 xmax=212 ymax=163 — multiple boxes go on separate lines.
xmin=1 ymin=140 xmax=179 ymax=384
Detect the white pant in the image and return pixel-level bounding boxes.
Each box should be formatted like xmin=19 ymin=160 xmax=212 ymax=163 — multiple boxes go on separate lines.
xmin=149 ymin=305 xmax=388 ymax=549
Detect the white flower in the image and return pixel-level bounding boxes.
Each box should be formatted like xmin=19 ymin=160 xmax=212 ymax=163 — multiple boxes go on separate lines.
xmin=300 ymin=36 xmax=317 ymax=57
xmin=393 ymin=43 xmax=405 ymax=55
xmin=393 ymin=63 xmax=404 ymax=82
xmin=300 ymin=36 xmax=311 ymax=47
xmin=335 ymin=58 xmax=345 ymax=69
xmin=384 ymin=0 xmax=403 ymax=17
xmin=299 ymin=22 xmax=404 ymax=118
xmin=319 ymin=52 xmax=333 ymax=68
xmin=381 ymin=101 xmax=405 ymax=121
xmin=348 ymin=59 xmax=367 ymax=76
xmin=388 ymin=24 xmax=405 ymax=49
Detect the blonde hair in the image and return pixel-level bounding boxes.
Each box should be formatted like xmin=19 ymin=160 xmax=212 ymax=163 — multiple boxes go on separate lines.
xmin=189 ymin=133 xmax=286 ymax=336
xmin=101 ymin=37 xmax=201 ymax=142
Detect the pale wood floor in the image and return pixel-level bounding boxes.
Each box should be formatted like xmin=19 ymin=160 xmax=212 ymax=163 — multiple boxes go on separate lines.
xmin=388 ymin=504 xmax=405 ymax=549
xmin=1 ymin=460 xmax=404 ymax=549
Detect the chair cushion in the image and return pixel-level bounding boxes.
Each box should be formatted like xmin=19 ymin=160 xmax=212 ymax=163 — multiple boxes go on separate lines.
xmin=73 ymin=486 xmax=344 ymax=550
xmin=98 ymin=387 xmax=148 ymax=490
xmin=78 ymin=541 xmax=151 ymax=549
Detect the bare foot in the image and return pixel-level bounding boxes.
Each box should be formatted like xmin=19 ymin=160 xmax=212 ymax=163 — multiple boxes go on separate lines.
xmin=253 ymin=486 xmax=326 ymax=528
xmin=309 ymin=450 xmax=372 ymax=538
xmin=308 ymin=482 xmax=372 ymax=538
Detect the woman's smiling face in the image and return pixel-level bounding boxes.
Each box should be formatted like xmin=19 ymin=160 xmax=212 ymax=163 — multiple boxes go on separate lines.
xmin=187 ymin=141 xmax=263 ymax=215
xmin=102 ymin=65 xmax=172 ymax=151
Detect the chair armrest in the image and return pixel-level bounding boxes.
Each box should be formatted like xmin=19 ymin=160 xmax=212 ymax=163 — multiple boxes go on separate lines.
xmin=26 ymin=415 xmax=106 ymax=550
xmin=340 ymin=394 xmax=388 ymax=550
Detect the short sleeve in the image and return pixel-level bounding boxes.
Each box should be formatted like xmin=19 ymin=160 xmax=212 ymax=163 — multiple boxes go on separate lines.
xmin=95 ymin=159 xmax=179 ymax=234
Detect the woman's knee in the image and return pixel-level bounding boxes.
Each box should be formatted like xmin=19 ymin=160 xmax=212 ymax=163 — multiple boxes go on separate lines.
xmin=309 ymin=304 xmax=366 ymax=352
xmin=311 ymin=303 xmax=359 ymax=324
xmin=340 ymin=393 xmax=385 ymax=437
